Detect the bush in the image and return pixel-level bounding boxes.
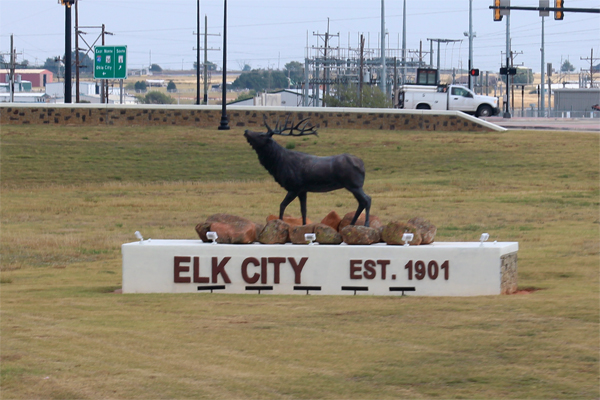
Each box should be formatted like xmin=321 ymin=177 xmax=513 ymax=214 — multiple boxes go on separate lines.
xmin=136 ymin=91 xmax=175 ymax=104
xmin=167 ymin=80 xmax=177 ymax=92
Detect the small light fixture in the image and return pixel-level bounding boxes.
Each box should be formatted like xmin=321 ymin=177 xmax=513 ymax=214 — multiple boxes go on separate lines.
xmin=402 ymin=233 xmax=414 ymax=247
xmin=134 ymin=231 xmax=144 ymax=242
xmin=305 ymin=233 xmax=316 ymax=245
xmin=480 ymin=233 xmax=490 ymax=246
xmin=206 ymin=231 xmax=218 ymax=244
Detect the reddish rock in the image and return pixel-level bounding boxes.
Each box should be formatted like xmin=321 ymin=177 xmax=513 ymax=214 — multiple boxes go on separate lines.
xmin=408 ymin=217 xmax=437 ymax=244
xmin=195 ymin=214 xmax=256 ymax=244
xmin=195 ymin=222 xmax=212 ymax=242
xmin=289 ymin=224 xmax=317 ymax=244
xmin=338 ymin=212 xmax=382 ymax=231
xmin=382 ymin=221 xmax=422 ymax=246
xmin=258 ymin=219 xmax=290 ymax=244
xmin=314 ymin=223 xmax=343 ymax=244
xmin=266 ymin=214 xmax=311 ymax=226
xmin=320 ymin=211 xmax=342 ymax=231
xmin=340 ymin=225 xmax=381 ymax=245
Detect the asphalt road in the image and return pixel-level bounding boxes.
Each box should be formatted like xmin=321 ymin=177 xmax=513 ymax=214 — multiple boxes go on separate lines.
xmin=482 ymin=117 xmax=600 ymax=132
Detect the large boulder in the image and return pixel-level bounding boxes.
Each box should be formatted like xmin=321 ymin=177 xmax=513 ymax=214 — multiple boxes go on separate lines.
xmin=340 ymin=225 xmax=381 ymax=245
xmin=258 ymin=219 xmax=290 ymax=244
xmin=408 ymin=217 xmax=437 ymax=244
xmin=195 ymin=213 xmax=257 ymax=244
xmin=320 ymin=211 xmax=342 ymax=231
xmin=289 ymin=224 xmax=317 ymax=244
xmin=338 ymin=211 xmax=382 ymax=231
xmin=314 ymin=223 xmax=343 ymax=244
xmin=382 ymin=221 xmax=422 ymax=246
xmin=267 ymin=214 xmax=311 ymax=227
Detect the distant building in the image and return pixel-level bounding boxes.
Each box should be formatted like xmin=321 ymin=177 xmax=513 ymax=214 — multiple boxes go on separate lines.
xmin=0 ymin=92 xmax=49 ymax=103
xmin=553 ymin=88 xmax=600 ymax=115
xmin=229 ymin=89 xmax=321 ymax=107
xmin=0 ymin=69 xmax=54 ymax=87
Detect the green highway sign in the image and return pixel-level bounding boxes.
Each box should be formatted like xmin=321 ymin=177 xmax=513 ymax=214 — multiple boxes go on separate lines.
xmin=94 ymin=45 xmax=127 ymax=79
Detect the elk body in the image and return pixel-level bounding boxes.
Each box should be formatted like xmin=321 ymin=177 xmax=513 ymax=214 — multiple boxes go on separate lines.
xmin=244 ymin=116 xmax=371 ymax=227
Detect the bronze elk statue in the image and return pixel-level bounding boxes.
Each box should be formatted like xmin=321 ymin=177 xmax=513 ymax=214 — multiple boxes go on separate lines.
xmin=244 ymin=115 xmax=371 ymax=227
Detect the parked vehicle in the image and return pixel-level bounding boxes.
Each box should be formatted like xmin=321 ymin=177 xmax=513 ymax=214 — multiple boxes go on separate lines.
xmin=396 ymin=84 xmax=500 ymax=117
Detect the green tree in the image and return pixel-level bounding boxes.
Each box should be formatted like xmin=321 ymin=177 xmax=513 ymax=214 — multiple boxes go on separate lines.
xmin=324 ymin=84 xmax=391 ymax=108
xmin=561 ymin=59 xmax=575 ymax=72
xmin=233 ymin=90 xmax=256 ymax=103
xmin=513 ymin=68 xmax=534 ymax=84
xmin=137 ymin=91 xmax=174 ymax=104
xmin=231 ymin=69 xmax=288 ymax=91
xmin=284 ymin=61 xmax=304 ymax=85
xmin=193 ymin=61 xmax=217 ymax=71
xmin=43 ymin=57 xmax=63 ymax=76
xmin=167 ymin=80 xmax=177 ymax=92
xmin=150 ymin=64 xmax=163 ymax=73
xmin=134 ymin=81 xmax=147 ymax=92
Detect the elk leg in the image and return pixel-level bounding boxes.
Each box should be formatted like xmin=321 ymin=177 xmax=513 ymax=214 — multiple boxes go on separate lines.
xmin=279 ymin=191 xmax=298 ymax=220
xmin=298 ymin=192 xmax=307 ymax=225
xmin=349 ymin=188 xmax=372 ymax=227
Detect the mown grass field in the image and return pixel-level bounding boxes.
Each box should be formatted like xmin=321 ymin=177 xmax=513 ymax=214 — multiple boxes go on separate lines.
xmin=1 ymin=123 xmax=598 ymax=399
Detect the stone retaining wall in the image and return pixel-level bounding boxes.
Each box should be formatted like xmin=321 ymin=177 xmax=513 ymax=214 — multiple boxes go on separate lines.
xmin=0 ymin=104 xmax=503 ymax=132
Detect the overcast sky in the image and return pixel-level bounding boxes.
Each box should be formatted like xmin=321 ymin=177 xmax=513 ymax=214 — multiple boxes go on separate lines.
xmin=1 ymin=0 xmax=599 ymax=74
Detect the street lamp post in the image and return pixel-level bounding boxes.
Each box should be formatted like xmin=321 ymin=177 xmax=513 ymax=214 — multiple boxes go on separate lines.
xmin=61 ymin=0 xmax=75 ymax=103
xmin=218 ymin=0 xmax=230 ymax=130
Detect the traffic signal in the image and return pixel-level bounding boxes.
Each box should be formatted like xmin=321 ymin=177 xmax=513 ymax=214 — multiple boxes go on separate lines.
xmin=493 ymin=0 xmax=503 ymax=21
xmin=554 ymin=0 xmax=564 ymax=20
xmin=470 ymin=68 xmax=480 ymax=77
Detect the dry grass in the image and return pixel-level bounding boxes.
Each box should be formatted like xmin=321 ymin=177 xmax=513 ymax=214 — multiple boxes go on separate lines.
xmin=1 ymin=125 xmax=598 ymax=399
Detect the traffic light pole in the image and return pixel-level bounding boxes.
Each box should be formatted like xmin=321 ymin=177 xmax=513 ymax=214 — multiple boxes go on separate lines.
xmin=503 ymin=14 xmax=511 ymax=119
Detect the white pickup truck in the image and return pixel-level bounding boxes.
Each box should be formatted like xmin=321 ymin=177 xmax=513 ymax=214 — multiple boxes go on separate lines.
xmin=396 ymin=84 xmax=500 ymax=117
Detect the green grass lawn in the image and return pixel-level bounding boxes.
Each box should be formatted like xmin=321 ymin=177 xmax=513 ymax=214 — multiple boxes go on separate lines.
xmin=1 ymin=124 xmax=598 ymax=399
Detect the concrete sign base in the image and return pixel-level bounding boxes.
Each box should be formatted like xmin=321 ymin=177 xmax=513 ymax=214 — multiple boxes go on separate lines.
xmin=122 ymin=240 xmax=518 ymax=296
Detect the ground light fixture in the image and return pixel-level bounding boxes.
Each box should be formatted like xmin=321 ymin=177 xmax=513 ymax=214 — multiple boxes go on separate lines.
xmin=304 ymin=233 xmax=317 ymax=245
xmin=206 ymin=231 xmax=219 ymax=244
xmin=480 ymin=232 xmax=490 ymax=246
xmin=402 ymin=233 xmax=414 ymax=246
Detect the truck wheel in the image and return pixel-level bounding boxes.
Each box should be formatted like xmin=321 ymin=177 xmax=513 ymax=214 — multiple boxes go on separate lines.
xmin=416 ymin=104 xmax=430 ymax=110
xmin=476 ymin=105 xmax=493 ymax=117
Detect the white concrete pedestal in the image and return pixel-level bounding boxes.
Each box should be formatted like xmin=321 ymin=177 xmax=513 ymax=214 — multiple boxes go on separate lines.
xmin=122 ymin=240 xmax=518 ymax=296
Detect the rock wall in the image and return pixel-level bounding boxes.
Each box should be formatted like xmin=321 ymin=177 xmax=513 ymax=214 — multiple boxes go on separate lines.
xmin=500 ymin=252 xmax=518 ymax=294
xmin=0 ymin=104 xmax=503 ymax=132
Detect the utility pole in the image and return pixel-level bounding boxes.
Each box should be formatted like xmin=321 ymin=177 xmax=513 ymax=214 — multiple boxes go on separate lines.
xmin=324 ymin=18 xmax=330 ymax=106
xmin=581 ymin=48 xmax=599 ymax=88
xmin=9 ymin=34 xmax=15 ymax=102
xmin=401 ymin=0 xmax=406 ymax=85
xmin=467 ymin=0 xmax=474 ymax=90
xmin=359 ymin=34 xmax=365 ymax=107
xmin=196 ymin=0 xmax=200 ymax=105
xmin=540 ymin=14 xmax=545 ymax=116
xmin=381 ymin=0 xmax=386 ymax=96
xmin=193 ymin=17 xmax=220 ymax=105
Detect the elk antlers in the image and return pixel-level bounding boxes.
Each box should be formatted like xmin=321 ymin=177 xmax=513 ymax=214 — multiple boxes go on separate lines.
xmin=263 ymin=114 xmax=318 ymax=137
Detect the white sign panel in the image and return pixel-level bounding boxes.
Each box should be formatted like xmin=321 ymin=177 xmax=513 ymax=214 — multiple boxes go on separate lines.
xmin=122 ymin=240 xmax=518 ymax=296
